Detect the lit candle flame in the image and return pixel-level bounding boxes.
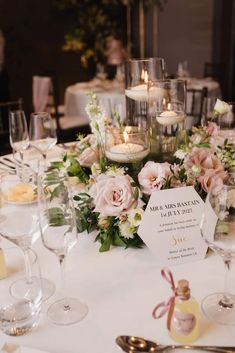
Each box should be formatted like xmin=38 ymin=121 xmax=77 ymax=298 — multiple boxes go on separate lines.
xmin=167 ymin=103 xmax=172 ymax=110
xmin=144 ymin=71 xmax=148 ymax=83
xmin=141 ymin=69 xmax=148 ymax=83
xmin=123 ymin=130 xmax=129 ymax=143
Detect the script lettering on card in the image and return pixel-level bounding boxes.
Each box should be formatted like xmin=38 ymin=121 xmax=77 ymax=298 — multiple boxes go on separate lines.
xmin=138 ymin=186 xmax=208 ymax=266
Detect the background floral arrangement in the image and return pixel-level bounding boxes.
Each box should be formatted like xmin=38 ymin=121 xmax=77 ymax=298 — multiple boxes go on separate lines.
xmin=50 ymin=96 xmax=235 ymax=252
xmin=54 ymin=0 xmax=167 ymax=67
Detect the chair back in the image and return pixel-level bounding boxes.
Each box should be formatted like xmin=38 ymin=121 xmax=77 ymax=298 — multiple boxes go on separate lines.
xmin=185 ymin=87 xmax=208 ymax=130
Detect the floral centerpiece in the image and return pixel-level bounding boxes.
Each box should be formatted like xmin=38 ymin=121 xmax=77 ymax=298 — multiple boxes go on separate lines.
xmin=50 ymin=96 xmax=235 ymax=252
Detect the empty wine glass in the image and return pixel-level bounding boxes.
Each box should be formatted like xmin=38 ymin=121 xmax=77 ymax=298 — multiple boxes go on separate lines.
xmin=200 ymin=173 xmax=235 ymax=324
xmin=9 ymin=110 xmax=29 ymax=181
xmin=29 ymin=112 xmax=57 ymax=165
xmin=0 ymin=246 xmax=42 ymax=336
xmin=0 ymin=172 xmax=55 ymax=301
xmin=38 ymin=169 xmax=88 ymax=325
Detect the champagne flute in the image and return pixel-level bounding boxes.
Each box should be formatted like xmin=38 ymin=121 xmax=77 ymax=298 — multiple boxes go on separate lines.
xmin=0 ymin=173 xmax=55 ymax=301
xmin=200 ymin=173 xmax=235 ymax=324
xmin=9 ymin=110 xmax=29 ymax=181
xmin=38 ymin=169 xmax=88 ymax=325
xmin=29 ymin=112 xmax=57 ymax=165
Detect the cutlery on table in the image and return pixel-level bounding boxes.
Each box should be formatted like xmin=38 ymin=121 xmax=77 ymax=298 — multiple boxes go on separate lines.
xmin=116 ymin=335 xmax=235 ymax=353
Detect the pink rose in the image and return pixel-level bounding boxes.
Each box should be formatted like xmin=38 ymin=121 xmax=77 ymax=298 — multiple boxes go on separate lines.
xmin=77 ymin=135 xmax=100 ymax=167
xmin=138 ymin=161 xmax=171 ymax=194
xmin=206 ymin=122 xmax=219 ymax=137
xmin=89 ymin=174 xmax=137 ymax=217
xmin=199 ymin=169 xmax=226 ymax=193
xmin=184 ymin=147 xmax=223 ymax=177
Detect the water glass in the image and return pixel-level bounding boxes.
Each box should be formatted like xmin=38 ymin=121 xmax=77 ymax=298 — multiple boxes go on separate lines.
xmin=29 ymin=112 xmax=57 ymax=165
xmin=125 ymin=57 xmax=165 ymax=128
xmin=9 ymin=110 xmax=29 ymax=181
xmin=0 ymin=247 xmax=42 ymax=336
xmin=148 ymin=79 xmax=186 ymax=162
xmin=216 ymin=102 xmax=235 ymax=143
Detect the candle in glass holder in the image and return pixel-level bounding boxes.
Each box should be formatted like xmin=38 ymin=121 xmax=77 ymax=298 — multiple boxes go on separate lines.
xmin=156 ymin=110 xmax=185 ymax=125
xmin=105 ymin=129 xmax=149 ymax=163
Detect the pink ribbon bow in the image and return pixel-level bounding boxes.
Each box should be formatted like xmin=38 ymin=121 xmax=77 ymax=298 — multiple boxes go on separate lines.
xmin=152 ymin=267 xmax=176 ymax=330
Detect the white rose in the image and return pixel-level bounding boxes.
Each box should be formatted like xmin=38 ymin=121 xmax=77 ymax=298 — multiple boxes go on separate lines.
xmin=214 ymin=99 xmax=231 ymax=115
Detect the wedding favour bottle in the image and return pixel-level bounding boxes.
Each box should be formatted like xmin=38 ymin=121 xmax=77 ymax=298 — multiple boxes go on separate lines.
xmin=0 ymin=248 xmax=7 ymax=279
xmin=169 ymin=279 xmax=200 ymax=343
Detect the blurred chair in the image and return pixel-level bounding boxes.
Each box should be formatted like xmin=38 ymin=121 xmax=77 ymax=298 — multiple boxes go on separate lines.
xmin=185 ymin=87 xmax=208 ymax=131
xmin=204 ymin=62 xmax=221 ymax=82
xmin=32 ymin=75 xmax=90 ymax=143
xmin=0 ymin=98 xmax=23 ymax=155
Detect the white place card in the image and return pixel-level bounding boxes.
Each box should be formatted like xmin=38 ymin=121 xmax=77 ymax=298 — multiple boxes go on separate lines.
xmin=138 ymin=186 xmax=208 ymax=266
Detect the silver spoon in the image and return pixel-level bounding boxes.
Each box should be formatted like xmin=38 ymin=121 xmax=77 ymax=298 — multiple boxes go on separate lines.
xmin=116 ymin=335 xmax=235 ymax=353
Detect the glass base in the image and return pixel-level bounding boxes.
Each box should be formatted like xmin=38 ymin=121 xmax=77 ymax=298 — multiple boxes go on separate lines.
xmin=47 ymin=297 xmax=88 ymax=325
xmin=202 ymin=292 xmax=235 ymax=325
xmin=10 ymin=277 xmax=55 ymax=302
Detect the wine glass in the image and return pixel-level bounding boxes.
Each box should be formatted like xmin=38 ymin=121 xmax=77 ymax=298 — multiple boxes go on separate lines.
xmin=37 ymin=168 xmax=88 ymax=325
xmin=9 ymin=110 xmax=29 ymax=181
xmin=29 ymin=112 xmax=57 ymax=165
xmin=200 ymin=173 xmax=235 ymax=325
xmin=0 ymin=172 xmax=55 ymax=301
xmin=0 ymin=246 xmax=42 ymax=336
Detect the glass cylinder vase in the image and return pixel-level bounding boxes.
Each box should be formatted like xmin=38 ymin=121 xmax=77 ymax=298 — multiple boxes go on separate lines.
xmin=125 ymin=57 xmax=165 ymax=129
xmin=148 ymin=79 xmax=186 ymax=162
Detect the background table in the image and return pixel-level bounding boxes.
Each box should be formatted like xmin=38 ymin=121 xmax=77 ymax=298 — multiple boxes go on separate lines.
xmin=65 ymin=77 xmax=125 ymax=123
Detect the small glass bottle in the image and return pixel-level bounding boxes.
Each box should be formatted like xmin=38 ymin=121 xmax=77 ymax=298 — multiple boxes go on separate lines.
xmin=169 ymin=279 xmax=200 ymax=343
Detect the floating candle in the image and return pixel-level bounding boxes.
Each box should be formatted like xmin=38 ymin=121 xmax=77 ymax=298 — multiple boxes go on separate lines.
xmin=125 ymin=85 xmax=164 ymax=102
xmin=156 ymin=110 xmax=185 ymax=125
xmin=105 ymin=142 xmax=149 ymax=163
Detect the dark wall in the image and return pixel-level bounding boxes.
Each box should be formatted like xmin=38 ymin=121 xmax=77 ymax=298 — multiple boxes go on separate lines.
xmin=0 ymin=0 xmax=93 ymax=118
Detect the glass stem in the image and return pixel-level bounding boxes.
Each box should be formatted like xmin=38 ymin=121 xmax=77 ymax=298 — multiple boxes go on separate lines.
xmin=220 ymin=258 xmax=234 ymax=308
xmin=42 ymin=153 xmax=47 ymax=168
xmin=59 ymin=255 xmax=70 ymax=312
xmin=19 ymin=151 xmax=25 ymax=182
xmin=22 ymin=247 xmax=32 ymax=284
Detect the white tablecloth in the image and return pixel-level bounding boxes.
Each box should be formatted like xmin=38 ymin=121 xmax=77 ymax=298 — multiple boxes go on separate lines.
xmin=0 ymin=147 xmax=234 ymax=353
xmin=65 ymin=78 xmax=125 ymax=123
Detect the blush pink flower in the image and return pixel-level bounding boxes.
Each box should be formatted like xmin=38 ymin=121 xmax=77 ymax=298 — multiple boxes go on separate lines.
xmin=138 ymin=161 xmax=171 ymax=194
xmin=184 ymin=147 xmax=223 ymax=177
xmin=77 ymin=135 xmax=100 ymax=167
xmin=89 ymin=174 xmax=137 ymax=217
xmin=199 ymin=169 xmax=226 ymax=193
xmin=206 ymin=122 xmax=219 ymax=137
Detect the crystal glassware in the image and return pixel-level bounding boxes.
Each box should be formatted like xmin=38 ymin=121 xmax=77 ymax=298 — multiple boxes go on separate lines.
xmin=38 ymin=169 xmax=88 ymax=325
xmin=0 ymin=173 xmax=55 ymax=301
xmin=216 ymin=102 xmax=235 ymax=143
xmin=200 ymin=173 xmax=235 ymax=325
xmin=148 ymin=79 xmax=186 ymax=162
xmin=9 ymin=110 xmax=29 ymax=181
xmin=29 ymin=112 xmax=57 ymax=165
xmin=125 ymin=57 xmax=165 ymax=129
xmin=0 ymin=246 xmax=42 ymax=336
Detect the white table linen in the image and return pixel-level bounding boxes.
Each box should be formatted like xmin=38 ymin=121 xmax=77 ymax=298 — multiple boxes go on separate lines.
xmin=65 ymin=78 xmax=125 ymax=123
xmin=0 ymin=147 xmax=234 ymax=353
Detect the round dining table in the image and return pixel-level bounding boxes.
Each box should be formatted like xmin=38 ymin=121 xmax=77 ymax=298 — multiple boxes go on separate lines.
xmin=0 ymin=146 xmax=234 ymax=353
